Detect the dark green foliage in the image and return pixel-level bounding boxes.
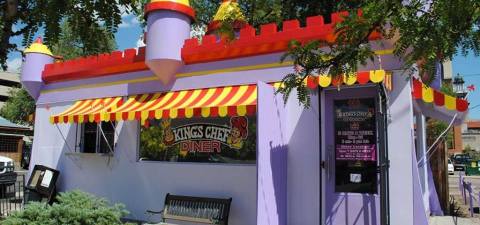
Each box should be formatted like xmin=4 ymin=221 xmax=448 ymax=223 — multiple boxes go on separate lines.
xmin=0 ymin=0 xmax=140 ymax=70
xmin=50 ymin=21 xmax=117 ymax=60
xmin=1 ymin=190 xmax=130 ymax=225
xmin=277 ymin=0 xmax=480 ymax=106
xmin=191 ymin=1 xmax=480 ymax=107
xmin=0 ymin=21 xmax=116 ymax=126
xmin=0 ymin=87 xmax=35 ymax=126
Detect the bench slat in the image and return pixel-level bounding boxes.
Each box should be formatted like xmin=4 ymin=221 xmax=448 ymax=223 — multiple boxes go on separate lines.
xmin=160 ymin=193 xmax=232 ymax=225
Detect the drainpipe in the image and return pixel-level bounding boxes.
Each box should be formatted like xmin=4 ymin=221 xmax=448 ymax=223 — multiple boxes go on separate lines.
xmin=415 ymin=113 xmax=430 ymax=215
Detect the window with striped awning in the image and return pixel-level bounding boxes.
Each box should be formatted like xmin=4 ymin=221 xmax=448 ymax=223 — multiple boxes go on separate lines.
xmin=50 ymin=97 xmax=123 ymax=124
xmin=103 ymin=84 xmax=263 ymax=124
xmin=49 ymin=83 xmax=281 ymax=125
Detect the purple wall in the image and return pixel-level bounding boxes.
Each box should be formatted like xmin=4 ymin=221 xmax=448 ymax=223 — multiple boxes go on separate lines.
xmin=387 ymin=71 xmax=416 ymax=225
xmin=257 ymin=82 xmax=287 ymax=225
xmin=285 ymin=90 xmax=321 ymax=224
xmin=413 ymin=149 xmax=429 ymax=225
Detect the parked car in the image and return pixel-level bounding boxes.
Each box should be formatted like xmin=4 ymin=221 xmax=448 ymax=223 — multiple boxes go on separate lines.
xmin=448 ymin=158 xmax=454 ymax=175
xmin=0 ymin=156 xmax=14 ymax=174
xmin=451 ymin=154 xmax=472 ymax=171
xmin=0 ymin=156 xmax=17 ymax=198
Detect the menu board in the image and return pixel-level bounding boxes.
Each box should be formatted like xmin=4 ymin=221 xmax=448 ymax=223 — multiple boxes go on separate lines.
xmin=334 ymin=98 xmax=377 ymax=161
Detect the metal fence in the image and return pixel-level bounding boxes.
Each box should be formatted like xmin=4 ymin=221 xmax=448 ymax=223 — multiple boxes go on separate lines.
xmin=0 ymin=173 xmax=25 ymax=218
xmin=459 ymin=172 xmax=480 ymax=217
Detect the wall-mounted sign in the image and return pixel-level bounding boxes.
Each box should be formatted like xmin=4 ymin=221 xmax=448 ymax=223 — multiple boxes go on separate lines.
xmin=334 ymin=98 xmax=377 ymax=161
xmin=139 ymin=116 xmax=256 ymax=164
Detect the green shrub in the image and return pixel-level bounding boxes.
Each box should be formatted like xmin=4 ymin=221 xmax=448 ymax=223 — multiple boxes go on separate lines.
xmin=2 ymin=190 xmax=130 ymax=225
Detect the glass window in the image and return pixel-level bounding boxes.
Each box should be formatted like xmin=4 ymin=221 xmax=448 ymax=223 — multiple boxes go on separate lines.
xmin=78 ymin=122 xmax=116 ymax=154
xmin=334 ymin=98 xmax=378 ymax=194
xmin=138 ymin=116 xmax=257 ymax=164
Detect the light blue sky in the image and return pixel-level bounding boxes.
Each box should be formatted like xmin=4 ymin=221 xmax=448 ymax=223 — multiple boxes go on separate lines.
xmin=452 ymin=53 xmax=480 ymax=120
xmin=5 ymin=14 xmax=480 ymax=119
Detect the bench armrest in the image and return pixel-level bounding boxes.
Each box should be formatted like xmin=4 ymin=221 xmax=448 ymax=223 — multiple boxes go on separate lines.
xmin=145 ymin=209 xmax=163 ymax=214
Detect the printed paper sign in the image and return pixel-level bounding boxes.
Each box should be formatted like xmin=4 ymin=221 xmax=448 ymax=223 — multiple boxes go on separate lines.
xmin=334 ymin=99 xmax=377 ymax=161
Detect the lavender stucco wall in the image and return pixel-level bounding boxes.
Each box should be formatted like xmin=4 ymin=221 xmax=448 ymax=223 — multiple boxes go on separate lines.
xmin=285 ymin=90 xmax=321 ymax=225
xmin=257 ymin=82 xmax=287 ymax=225
xmin=29 ymin=104 xmax=257 ymax=225
xmin=387 ymin=71 xmax=416 ymax=225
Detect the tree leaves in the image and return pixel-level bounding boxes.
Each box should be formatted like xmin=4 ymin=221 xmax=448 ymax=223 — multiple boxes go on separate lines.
xmin=0 ymin=87 xmax=35 ymax=126
xmin=277 ymin=0 xmax=480 ymax=106
xmin=0 ymin=21 xmax=116 ymax=125
xmin=0 ymin=0 xmax=141 ymax=70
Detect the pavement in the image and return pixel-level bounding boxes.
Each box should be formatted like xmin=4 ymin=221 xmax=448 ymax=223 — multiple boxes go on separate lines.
xmin=429 ymin=173 xmax=480 ymax=225
xmin=429 ymin=216 xmax=480 ymax=225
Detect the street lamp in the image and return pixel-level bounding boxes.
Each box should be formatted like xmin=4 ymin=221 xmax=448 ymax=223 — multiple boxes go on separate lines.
xmin=453 ymin=73 xmax=467 ymax=98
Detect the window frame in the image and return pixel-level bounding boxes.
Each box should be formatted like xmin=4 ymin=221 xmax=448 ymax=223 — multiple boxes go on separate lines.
xmin=75 ymin=122 xmax=117 ymax=154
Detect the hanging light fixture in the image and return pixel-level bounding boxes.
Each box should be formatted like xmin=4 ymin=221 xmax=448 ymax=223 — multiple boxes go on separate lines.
xmin=452 ymin=73 xmax=467 ymax=98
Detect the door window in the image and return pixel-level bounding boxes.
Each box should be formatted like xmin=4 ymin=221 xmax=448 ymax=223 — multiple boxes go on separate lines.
xmin=334 ymin=98 xmax=378 ymax=194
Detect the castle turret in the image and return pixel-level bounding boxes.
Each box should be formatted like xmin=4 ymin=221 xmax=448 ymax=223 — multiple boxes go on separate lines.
xmin=144 ymin=0 xmax=195 ymax=85
xmin=21 ymin=37 xmax=54 ymax=100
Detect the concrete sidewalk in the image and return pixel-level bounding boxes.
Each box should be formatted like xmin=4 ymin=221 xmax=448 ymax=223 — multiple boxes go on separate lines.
xmin=429 ymin=216 xmax=480 ymax=225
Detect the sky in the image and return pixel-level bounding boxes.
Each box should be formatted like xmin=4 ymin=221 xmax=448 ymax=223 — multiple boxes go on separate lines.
xmin=452 ymin=54 xmax=480 ymax=120
xmin=4 ymin=12 xmax=480 ymax=120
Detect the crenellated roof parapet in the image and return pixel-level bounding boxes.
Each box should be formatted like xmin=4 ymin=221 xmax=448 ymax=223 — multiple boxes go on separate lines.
xmin=182 ymin=10 xmax=381 ymax=64
xmin=42 ymin=47 xmax=147 ymax=83
xmin=41 ymin=10 xmax=381 ymax=84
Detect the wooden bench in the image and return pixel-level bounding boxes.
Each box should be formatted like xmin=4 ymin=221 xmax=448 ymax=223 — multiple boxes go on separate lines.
xmin=146 ymin=193 xmax=232 ymax=225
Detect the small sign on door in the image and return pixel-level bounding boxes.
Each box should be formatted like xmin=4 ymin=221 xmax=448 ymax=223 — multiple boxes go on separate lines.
xmin=350 ymin=173 xmax=362 ymax=183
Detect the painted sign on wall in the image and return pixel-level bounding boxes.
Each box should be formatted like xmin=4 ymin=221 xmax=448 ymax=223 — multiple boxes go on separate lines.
xmin=334 ymin=98 xmax=377 ymax=161
xmin=139 ymin=116 xmax=256 ymax=164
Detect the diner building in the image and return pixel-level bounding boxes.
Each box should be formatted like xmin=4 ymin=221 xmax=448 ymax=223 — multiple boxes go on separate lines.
xmin=23 ymin=1 xmax=469 ymax=225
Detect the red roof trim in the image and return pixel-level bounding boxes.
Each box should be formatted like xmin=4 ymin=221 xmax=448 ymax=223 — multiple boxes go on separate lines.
xmin=41 ymin=10 xmax=381 ymax=84
xmin=144 ymin=2 xmax=195 ymax=20
xmin=42 ymin=47 xmax=148 ymax=84
xmin=182 ymin=11 xmax=381 ymax=64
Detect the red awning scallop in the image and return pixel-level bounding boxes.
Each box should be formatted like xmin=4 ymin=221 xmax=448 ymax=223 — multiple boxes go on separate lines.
xmin=412 ymin=78 xmax=469 ymax=112
xmin=50 ymin=97 xmax=123 ymax=124
xmin=305 ymin=70 xmax=393 ymax=90
xmin=412 ymin=78 xmax=469 ymax=125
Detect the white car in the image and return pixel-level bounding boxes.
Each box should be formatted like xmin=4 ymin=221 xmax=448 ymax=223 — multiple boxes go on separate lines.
xmin=448 ymin=158 xmax=454 ymax=175
xmin=0 ymin=156 xmax=14 ymax=174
